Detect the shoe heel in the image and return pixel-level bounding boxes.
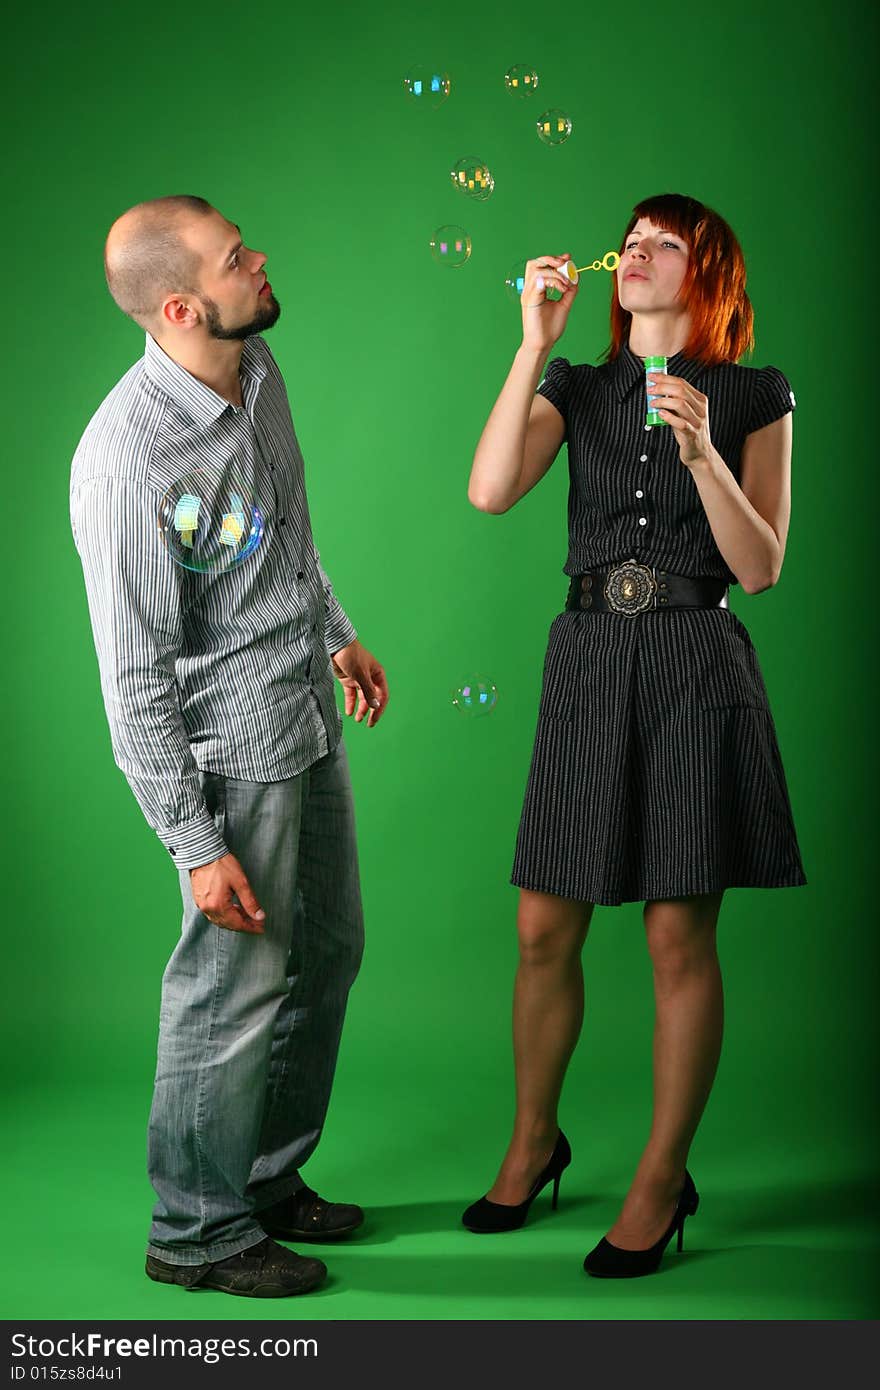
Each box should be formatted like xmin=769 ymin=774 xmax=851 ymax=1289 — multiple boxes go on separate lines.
xmin=552 ymin=1173 xmax=562 ymax=1210
xmin=676 ymin=1218 xmax=685 ymax=1253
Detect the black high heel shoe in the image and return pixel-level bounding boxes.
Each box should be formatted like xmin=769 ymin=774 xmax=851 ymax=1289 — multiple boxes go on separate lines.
xmin=461 ymin=1131 xmax=572 ymax=1233
xmin=582 ymin=1170 xmax=699 ymax=1278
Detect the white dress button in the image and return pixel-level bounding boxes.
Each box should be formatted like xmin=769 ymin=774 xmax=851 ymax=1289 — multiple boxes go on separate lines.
xmin=638 ymin=517 xmax=647 ymax=526
xmin=636 ymin=489 xmax=644 ymax=498
xmin=640 ymin=454 xmax=648 ymax=462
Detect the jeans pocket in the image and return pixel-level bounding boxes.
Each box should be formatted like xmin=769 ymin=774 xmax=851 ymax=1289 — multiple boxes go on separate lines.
xmin=200 ymin=771 xmax=228 ymax=836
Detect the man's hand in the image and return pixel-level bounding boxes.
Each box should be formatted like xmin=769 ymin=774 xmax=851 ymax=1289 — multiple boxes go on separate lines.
xmin=190 ymin=852 xmax=266 ymax=934
xmin=331 ymin=639 xmax=389 ymax=728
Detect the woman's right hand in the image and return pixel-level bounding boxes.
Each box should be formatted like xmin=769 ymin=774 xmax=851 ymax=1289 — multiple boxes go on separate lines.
xmin=520 ymin=254 xmax=579 ymax=353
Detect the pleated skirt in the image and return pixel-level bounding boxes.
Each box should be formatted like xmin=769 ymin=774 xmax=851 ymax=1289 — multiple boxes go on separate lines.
xmin=510 ymin=606 xmax=807 ymax=906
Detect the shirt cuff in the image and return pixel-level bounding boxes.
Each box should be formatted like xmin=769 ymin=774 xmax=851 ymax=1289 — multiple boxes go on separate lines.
xmin=324 ymin=596 xmax=357 ymax=655
xmin=157 ymin=813 xmax=229 ymax=870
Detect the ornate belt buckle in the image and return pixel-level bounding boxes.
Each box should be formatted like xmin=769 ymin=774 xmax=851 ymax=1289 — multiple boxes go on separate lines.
xmin=604 ymin=559 xmax=657 ymax=615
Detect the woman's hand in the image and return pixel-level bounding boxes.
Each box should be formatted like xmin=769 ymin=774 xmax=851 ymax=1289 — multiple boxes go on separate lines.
xmin=648 ymin=372 xmax=714 ymax=468
xmin=521 ymin=254 xmax=579 ymax=354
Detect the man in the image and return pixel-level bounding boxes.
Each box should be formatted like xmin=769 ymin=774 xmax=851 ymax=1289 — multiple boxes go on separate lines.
xmin=70 ymin=195 xmax=388 ymax=1298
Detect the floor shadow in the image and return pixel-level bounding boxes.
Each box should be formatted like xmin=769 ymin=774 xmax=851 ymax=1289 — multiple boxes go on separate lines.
xmin=295 ymin=1242 xmax=877 ymax=1313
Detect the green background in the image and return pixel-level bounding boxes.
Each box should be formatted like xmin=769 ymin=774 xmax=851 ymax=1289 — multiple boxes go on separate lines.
xmin=4 ymin=0 xmax=878 ymax=1322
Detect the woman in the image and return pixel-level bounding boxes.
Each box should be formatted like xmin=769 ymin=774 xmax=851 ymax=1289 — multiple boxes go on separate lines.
xmin=462 ymin=192 xmax=806 ymax=1278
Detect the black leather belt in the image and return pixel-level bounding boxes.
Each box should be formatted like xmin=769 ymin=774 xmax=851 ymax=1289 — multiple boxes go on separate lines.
xmin=566 ymin=559 xmax=729 ymax=616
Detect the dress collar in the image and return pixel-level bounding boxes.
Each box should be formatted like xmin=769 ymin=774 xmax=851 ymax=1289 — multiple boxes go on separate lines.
xmin=606 ymin=338 xmax=708 ymax=403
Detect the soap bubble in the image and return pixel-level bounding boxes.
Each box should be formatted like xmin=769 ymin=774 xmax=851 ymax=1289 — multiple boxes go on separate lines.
xmin=504 ymin=63 xmax=539 ymax=96
xmin=158 ymin=467 xmax=265 ymax=574
xmin=536 ymin=109 xmax=573 ymax=146
xmin=450 ymin=156 xmax=494 ymax=201
xmin=403 ymin=69 xmax=451 ymax=108
xmin=430 ymin=226 xmax=472 ymax=267
xmin=504 ymin=259 xmax=527 ymax=302
xmin=452 ymin=678 xmax=498 ymax=717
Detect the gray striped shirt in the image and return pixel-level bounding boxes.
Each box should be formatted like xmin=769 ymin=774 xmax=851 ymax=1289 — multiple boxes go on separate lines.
xmin=70 ymin=332 xmax=357 ymax=870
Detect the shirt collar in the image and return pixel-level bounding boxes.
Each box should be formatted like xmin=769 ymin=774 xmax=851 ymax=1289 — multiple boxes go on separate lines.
xmin=606 ymin=337 xmax=707 ymax=403
xmin=143 ymin=332 xmax=268 ymax=428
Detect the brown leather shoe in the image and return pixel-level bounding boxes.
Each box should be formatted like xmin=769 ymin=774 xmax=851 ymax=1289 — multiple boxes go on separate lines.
xmin=259 ymin=1185 xmax=365 ymax=1242
xmin=145 ymin=1236 xmax=326 ymax=1297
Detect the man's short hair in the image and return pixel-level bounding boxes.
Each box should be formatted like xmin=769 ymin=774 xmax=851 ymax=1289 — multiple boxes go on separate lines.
xmin=104 ymin=195 xmax=214 ymax=329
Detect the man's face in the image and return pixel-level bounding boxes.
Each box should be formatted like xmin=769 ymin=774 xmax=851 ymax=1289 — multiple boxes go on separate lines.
xmin=183 ymin=209 xmax=281 ymax=340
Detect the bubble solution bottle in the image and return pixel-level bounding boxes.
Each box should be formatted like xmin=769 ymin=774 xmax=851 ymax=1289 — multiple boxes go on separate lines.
xmin=644 ymin=354 xmax=668 ymax=427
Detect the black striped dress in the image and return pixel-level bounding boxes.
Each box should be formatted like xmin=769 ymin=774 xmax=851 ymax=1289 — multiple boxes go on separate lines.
xmin=510 ymin=340 xmax=807 ymax=906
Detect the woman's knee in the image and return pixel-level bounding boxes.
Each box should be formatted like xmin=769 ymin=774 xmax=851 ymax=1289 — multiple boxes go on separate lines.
xmin=644 ymin=896 xmax=721 ymax=978
xmin=516 ymin=890 xmax=591 ymax=966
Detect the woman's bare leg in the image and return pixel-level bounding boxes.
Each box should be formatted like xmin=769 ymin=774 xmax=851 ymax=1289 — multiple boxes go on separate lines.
xmin=487 ymin=888 xmax=593 ymax=1204
xmin=604 ymin=891 xmax=724 ymax=1248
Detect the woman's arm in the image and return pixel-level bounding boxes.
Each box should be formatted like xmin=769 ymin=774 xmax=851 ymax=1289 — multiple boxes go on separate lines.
xmin=647 ymin=368 xmax=793 ymax=594
xmin=468 ymin=254 xmax=576 ymax=515
xmin=468 ymin=346 xmax=565 ymax=513
xmin=688 ymin=414 xmax=792 ymax=594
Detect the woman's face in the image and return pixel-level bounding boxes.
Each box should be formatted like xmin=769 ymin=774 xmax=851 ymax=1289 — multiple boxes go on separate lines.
xmin=616 ymin=217 xmax=689 ymax=315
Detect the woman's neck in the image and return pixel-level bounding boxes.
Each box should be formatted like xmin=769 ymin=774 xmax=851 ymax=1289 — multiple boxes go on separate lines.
xmin=627 ymin=312 xmax=690 ymax=360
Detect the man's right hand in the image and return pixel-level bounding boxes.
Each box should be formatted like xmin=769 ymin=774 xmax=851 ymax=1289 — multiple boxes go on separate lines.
xmin=190 ymin=853 xmax=266 ymax=934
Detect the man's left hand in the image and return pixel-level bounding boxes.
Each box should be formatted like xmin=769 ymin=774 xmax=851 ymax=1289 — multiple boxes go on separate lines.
xmin=331 ymin=639 xmax=389 ymax=727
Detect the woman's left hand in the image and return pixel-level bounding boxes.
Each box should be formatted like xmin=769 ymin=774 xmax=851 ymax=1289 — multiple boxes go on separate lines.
xmin=647 ymin=372 xmax=714 ymax=469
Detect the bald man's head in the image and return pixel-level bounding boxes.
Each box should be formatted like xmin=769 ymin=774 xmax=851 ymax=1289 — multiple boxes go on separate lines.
xmin=104 ymin=195 xmax=213 ymax=328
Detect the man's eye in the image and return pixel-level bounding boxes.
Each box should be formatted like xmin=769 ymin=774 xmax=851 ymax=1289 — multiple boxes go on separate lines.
xmin=230 ymin=254 xmax=239 ymax=269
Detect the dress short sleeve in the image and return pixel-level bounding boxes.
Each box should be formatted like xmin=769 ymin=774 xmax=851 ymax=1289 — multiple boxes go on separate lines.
xmin=747 ymin=365 xmax=796 ymax=434
xmin=536 ymin=356 xmax=571 ymax=428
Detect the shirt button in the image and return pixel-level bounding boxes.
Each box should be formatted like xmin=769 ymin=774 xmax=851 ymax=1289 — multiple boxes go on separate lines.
xmin=638 ymin=516 xmax=647 ymax=526
xmin=644 ymin=424 xmax=652 ymax=432
xmin=636 ymin=489 xmax=644 ymax=498
xmin=311 ymin=624 xmax=317 ymax=634
xmin=639 ymin=454 xmax=648 ymax=462
xmin=279 ymin=516 xmax=286 ymax=526
xmin=297 ymin=571 xmax=304 ymax=580
xmin=269 ymin=462 xmax=275 ymax=472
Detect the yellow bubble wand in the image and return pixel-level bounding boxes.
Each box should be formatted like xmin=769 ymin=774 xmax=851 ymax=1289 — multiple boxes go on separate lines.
xmin=562 ymin=251 xmax=620 ymax=285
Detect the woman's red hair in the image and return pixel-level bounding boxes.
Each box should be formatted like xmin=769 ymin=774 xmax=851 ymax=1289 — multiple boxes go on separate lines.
xmin=606 ymin=193 xmax=755 ymax=366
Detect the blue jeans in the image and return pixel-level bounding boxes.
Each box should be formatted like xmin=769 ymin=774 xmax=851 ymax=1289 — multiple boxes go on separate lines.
xmin=145 ymin=740 xmax=364 ymax=1264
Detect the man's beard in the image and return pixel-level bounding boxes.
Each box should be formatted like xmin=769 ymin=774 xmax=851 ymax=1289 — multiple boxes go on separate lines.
xmin=201 ymin=290 xmax=282 ymax=341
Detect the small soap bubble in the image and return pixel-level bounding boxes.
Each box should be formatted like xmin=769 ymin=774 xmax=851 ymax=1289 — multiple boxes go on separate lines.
xmin=158 ymin=467 xmax=265 ymax=574
xmin=450 ymin=155 xmax=495 ymax=201
xmin=403 ymin=69 xmax=451 ymax=108
xmin=504 ymin=63 xmax=539 ymax=96
xmin=452 ymin=678 xmax=498 ymax=717
xmin=430 ymin=225 xmax=472 ymax=267
xmin=536 ymin=109 xmax=573 ymax=146
xmin=504 ymin=259 xmax=527 ymax=303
